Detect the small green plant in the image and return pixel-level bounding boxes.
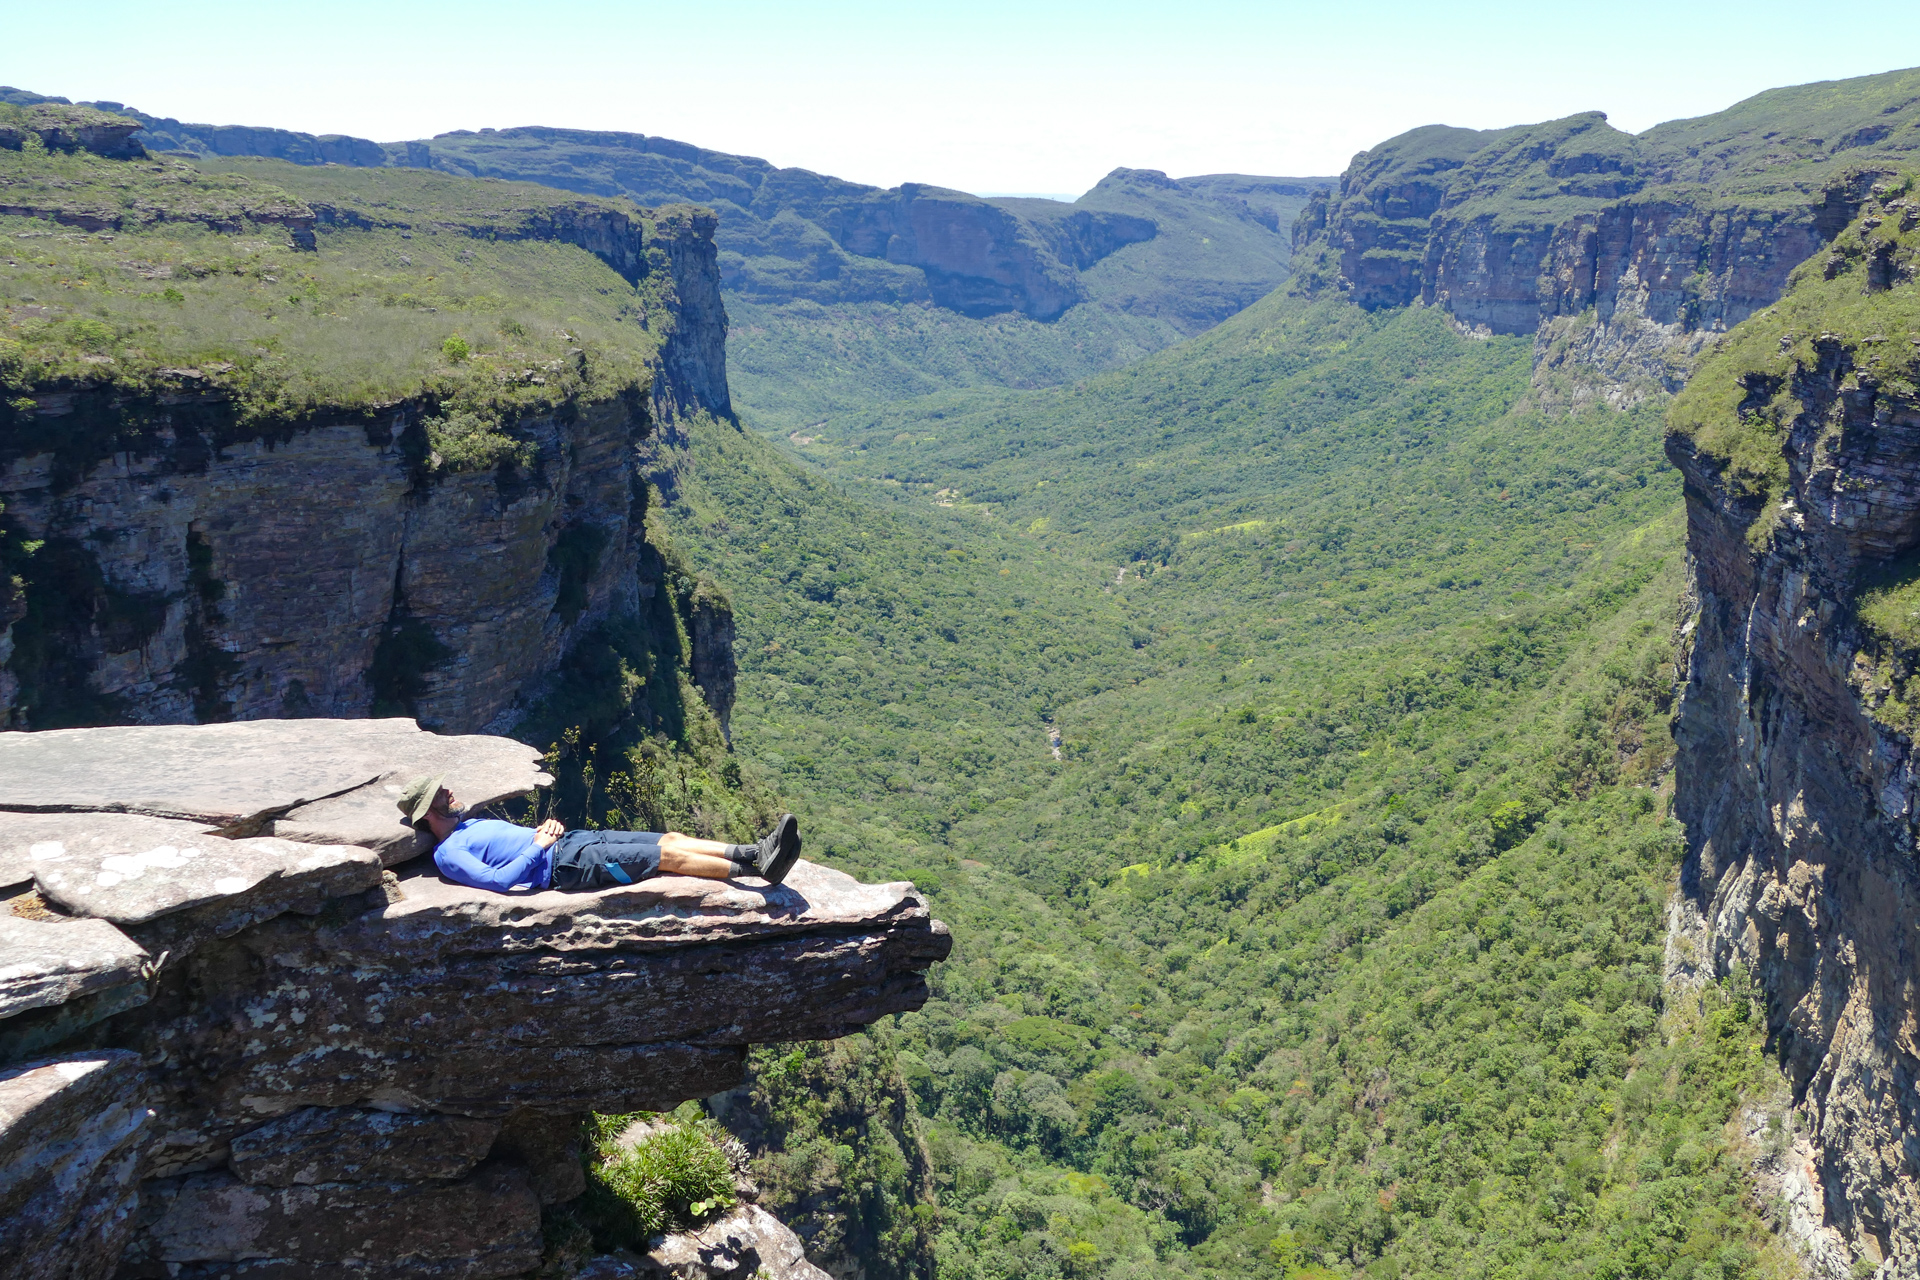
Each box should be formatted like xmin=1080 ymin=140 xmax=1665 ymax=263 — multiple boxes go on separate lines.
xmin=425 ymin=408 xmax=533 ymax=472
xmin=579 ymin=1109 xmax=738 ymax=1247
xmin=442 ymin=333 xmax=472 ymax=363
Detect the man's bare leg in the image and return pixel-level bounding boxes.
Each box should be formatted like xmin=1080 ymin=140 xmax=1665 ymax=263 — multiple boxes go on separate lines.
xmin=659 ymin=832 xmax=738 ymax=879
xmin=659 ymin=847 xmax=737 ymax=879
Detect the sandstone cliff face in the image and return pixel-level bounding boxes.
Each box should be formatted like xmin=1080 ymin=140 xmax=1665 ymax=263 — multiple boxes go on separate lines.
xmin=1295 ymin=69 xmax=1920 ymax=398
xmin=0 ymin=388 xmax=651 ymax=733
xmin=1665 ymin=219 xmax=1920 ymax=1269
xmin=0 ymin=721 xmax=950 ymax=1280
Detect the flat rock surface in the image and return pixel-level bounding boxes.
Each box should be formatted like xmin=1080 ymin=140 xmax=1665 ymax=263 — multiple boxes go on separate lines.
xmin=0 ymin=719 xmax=548 ymax=835
xmin=1 ymin=811 xmax=216 ymax=893
xmin=0 ymin=1052 xmax=155 ymax=1280
xmin=0 ymin=913 xmax=147 ymax=1021
xmin=28 ymin=813 xmax=381 ymax=929
xmin=372 ymin=860 xmax=933 ymax=956
xmin=275 ymin=732 xmax=551 ymax=865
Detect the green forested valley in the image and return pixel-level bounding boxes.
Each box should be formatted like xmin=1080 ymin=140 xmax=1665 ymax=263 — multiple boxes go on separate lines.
xmin=649 ymin=288 xmax=1795 ymax=1279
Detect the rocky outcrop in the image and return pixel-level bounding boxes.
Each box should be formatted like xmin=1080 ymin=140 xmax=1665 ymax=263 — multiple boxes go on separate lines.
xmin=1295 ymin=68 xmax=1920 ymax=399
xmin=0 ymin=1052 xmax=154 ymax=1279
xmin=1664 ymin=194 xmax=1920 ymax=1273
xmin=647 ymin=206 xmax=734 ymax=422
xmin=0 ymin=720 xmax=949 ymax=1280
xmin=0 ymin=102 xmax=144 ymax=159
xmin=629 ymin=1205 xmax=830 ymax=1280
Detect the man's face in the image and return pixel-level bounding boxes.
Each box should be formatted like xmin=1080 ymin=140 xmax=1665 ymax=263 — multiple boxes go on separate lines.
xmin=430 ymin=786 xmax=458 ymax=817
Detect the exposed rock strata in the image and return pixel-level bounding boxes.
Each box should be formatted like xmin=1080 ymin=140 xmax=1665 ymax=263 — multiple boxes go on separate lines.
xmin=0 ymin=381 xmax=728 ymax=732
xmin=1295 ymin=72 xmax=1920 ymax=396
xmin=1667 ymin=346 xmax=1920 ymax=1271
xmin=0 ymin=721 xmax=947 ymax=1280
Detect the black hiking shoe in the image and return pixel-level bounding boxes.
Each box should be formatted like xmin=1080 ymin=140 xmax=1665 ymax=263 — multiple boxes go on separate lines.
xmin=755 ymin=813 xmax=802 ymax=885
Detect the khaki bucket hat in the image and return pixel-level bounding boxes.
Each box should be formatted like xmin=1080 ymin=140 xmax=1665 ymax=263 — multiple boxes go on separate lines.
xmin=397 ymin=773 xmax=447 ymax=825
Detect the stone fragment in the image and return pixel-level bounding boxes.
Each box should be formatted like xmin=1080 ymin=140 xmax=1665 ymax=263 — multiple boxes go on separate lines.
xmin=0 ymin=913 xmax=147 ymax=1022
xmin=0 ymin=719 xmax=549 ymax=837
xmin=635 ymin=1205 xmax=831 ymax=1280
xmin=274 ymin=731 xmax=552 ymax=866
xmin=27 ymin=813 xmax=381 ymax=947
xmin=0 ymin=1051 xmax=155 ymax=1280
xmin=229 ymin=1106 xmax=500 ymax=1186
xmin=143 ymin=1162 xmax=541 ymax=1278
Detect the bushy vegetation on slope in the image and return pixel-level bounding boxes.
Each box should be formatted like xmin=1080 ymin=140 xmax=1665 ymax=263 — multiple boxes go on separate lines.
xmin=661 ymin=290 xmax=1797 ymax=1278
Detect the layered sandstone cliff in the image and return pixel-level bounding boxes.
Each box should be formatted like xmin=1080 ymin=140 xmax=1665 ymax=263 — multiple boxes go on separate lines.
xmin=0 ymin=720 xmax=949 ymax=1280
xmin=1665 ymin=183 xmax=1920 ymax=1275
xmin=1294 ymin=69 xmax=1920 ymax=400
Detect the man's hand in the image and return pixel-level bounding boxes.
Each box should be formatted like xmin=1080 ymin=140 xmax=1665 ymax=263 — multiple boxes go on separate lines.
xmin=532 ymin=818 xmax=566 ymax=849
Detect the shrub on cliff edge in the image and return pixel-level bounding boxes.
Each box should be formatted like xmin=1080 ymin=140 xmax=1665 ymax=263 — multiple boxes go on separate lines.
xmin=576 ymin=1108 xmax=739 ymax=1249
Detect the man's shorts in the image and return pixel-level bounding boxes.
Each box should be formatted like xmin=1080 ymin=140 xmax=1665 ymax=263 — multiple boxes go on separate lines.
xmin=549 ymin=829 xmax=664 ymax=890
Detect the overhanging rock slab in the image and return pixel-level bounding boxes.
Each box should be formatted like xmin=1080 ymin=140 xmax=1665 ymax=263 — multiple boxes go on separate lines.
xmin=138 ymin=862 xmax=948 ymax=1122
xmin=274 ymin=731 xmax=552 ymax=865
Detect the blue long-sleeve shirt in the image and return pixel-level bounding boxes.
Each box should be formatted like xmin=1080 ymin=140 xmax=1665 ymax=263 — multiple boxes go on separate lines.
xmin=432 ymin=819 xmax=551 ymax=892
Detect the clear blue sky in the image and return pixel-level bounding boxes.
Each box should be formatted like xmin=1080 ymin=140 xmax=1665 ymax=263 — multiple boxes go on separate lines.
xmin=6 ymin=1 xmax=1918 ymax=196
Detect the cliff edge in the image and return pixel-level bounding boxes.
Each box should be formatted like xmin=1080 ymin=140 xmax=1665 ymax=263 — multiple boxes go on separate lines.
xmin=1665 ymin=177 xmax=1920 ymax=1275
xmin=0 ymin=719 xmax=949 ymax=1280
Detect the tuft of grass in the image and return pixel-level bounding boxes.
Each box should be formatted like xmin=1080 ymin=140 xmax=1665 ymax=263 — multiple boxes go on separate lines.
xmin=577 ymin=1107 xmax=738 ymax=1248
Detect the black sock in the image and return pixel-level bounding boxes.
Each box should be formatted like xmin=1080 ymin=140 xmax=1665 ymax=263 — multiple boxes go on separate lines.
xmin=730 ymin=857 xmax=756 ymax=878
xmin=724 ymin=843 xmax=756 ymax=859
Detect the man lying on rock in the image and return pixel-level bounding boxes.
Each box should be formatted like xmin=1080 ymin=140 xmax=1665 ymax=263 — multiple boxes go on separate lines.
xmin=397 ymin=774 xmax=803 ymax=893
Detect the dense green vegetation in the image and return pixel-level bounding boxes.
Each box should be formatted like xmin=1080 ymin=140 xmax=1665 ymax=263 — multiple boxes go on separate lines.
xmin=657 ymin=285 xmax=1799 ymax=1277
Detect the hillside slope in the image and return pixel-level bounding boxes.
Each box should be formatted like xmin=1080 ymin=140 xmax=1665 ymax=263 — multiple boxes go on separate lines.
xmin=647 ymin=280 xmax=1802 ymax=1276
